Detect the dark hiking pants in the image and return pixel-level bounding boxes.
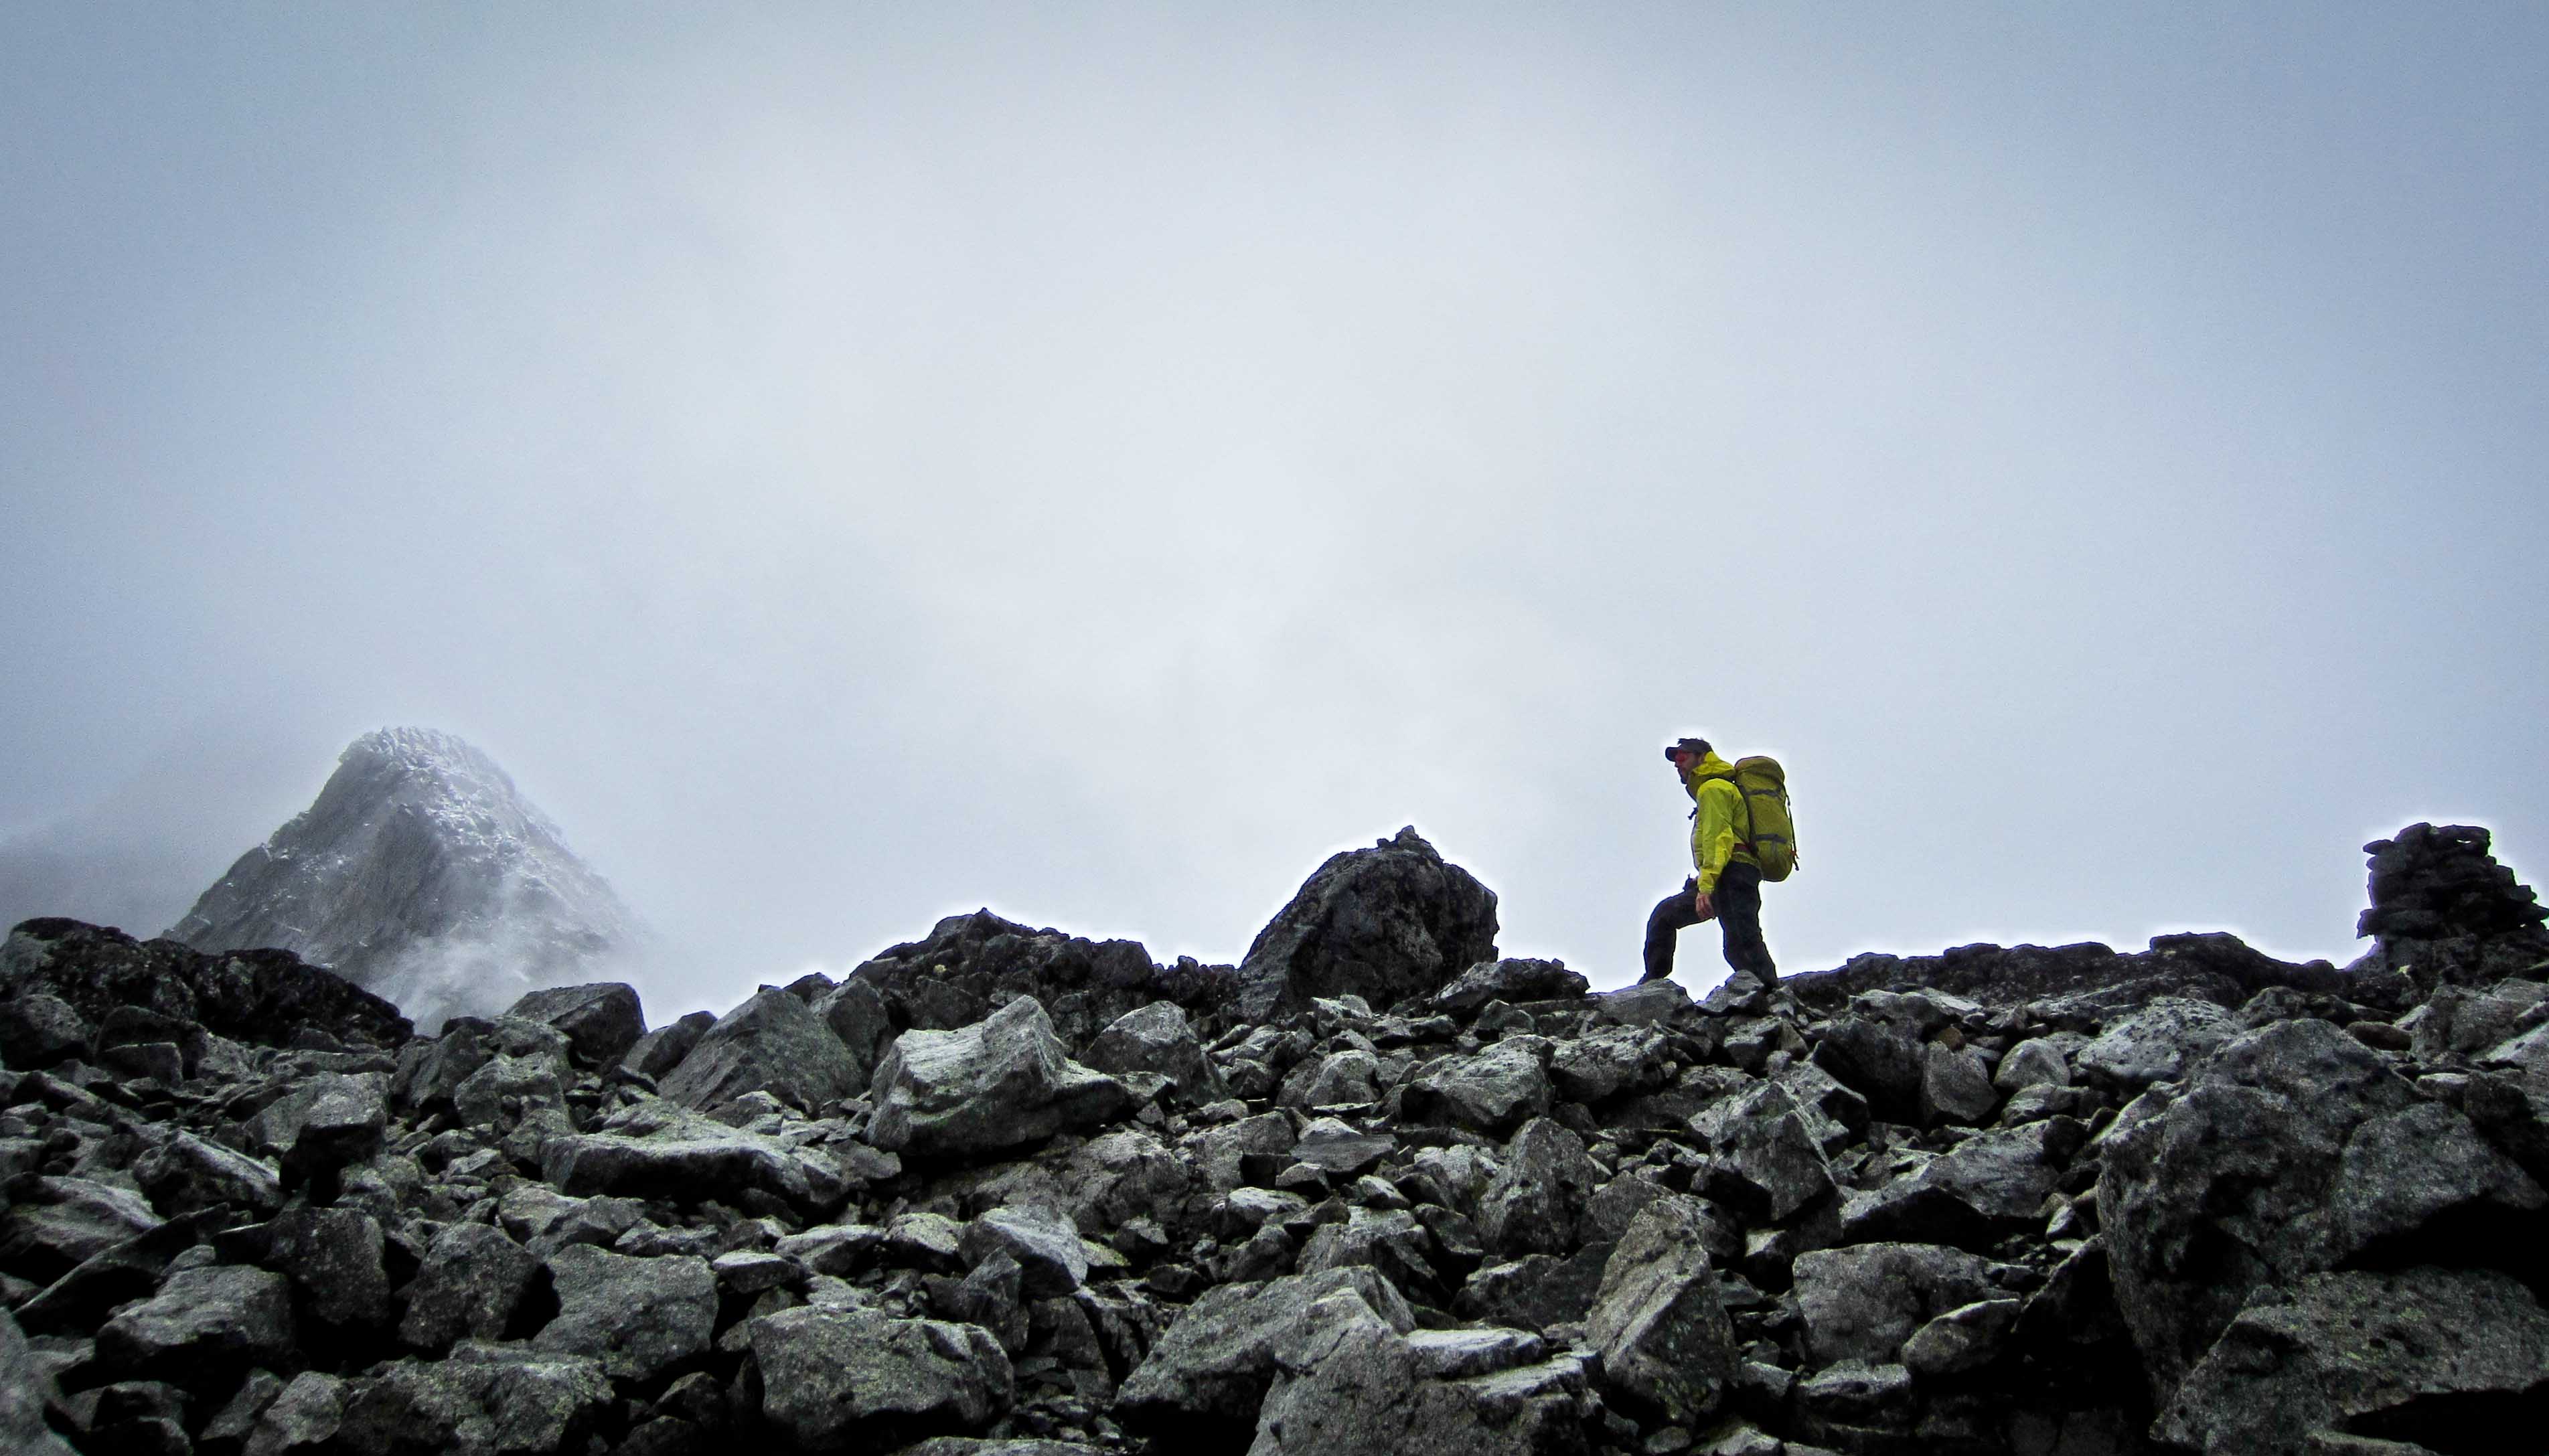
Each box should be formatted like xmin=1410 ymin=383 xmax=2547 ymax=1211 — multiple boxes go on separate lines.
xmin=1642 ymin=862 xmax=1775 ymax=983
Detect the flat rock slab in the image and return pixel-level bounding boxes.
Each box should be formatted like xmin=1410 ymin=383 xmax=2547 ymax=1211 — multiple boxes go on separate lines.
xmin=94 ymin=1265 xmax=296 ymax=1392
xmin=750 ymin=1307 xmax=1015 ymax=1447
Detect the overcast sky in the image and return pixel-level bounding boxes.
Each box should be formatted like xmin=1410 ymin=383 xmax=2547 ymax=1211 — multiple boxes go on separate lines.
xmin=5 ymin=5 xmax=2544 ymax=1017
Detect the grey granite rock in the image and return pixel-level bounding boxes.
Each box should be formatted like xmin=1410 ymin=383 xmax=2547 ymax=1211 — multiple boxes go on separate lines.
xmin=868 ymin=995 xmax=1136 ymax=1159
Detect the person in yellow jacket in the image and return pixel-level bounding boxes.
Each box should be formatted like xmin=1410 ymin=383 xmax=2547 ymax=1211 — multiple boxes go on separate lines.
xmin=1642 ymin=736 xmax=1777 ymax=984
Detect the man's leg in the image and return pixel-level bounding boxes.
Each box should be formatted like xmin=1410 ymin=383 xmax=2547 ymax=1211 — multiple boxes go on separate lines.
xmin=1715 ymin=864 xmax=1778 ymax=982
xmin=1642 ymin=878 xmax=1702 ymax=982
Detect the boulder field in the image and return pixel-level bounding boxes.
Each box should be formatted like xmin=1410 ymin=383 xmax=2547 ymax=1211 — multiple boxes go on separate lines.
xmin=2 ymin=821 xmax=2546 ymax=1456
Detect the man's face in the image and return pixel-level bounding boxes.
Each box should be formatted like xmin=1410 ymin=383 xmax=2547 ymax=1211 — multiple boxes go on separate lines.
xmin=1669 ymin=748 xmax=1695 ymax=772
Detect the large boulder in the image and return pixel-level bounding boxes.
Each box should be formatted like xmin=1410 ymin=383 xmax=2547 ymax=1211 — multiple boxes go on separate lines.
xmin=329 ymin=1345 xmax=612 ymax=1456
xmin=866 ymin=996 xmax=1136 ymax=1159
xmin=1243 ymin=1317 xmax=1590 ymax=1456
xmin=1432 ymin=959 xmax=1588 ymax=1017
xmin=1235 ymin=827 xmax=1498 ymax=1020
xmin=0 ymin=918 xmax=410 ymax=1050
xmin=1792 ymin=1242 xmax=1995 ymax=1366
xmin=659 ymin=987 xmax=860 ymax=1113
xmin=1687 ymin=1081 xmax=1835 ymax=1224
xmin=1398 ymin=1038 xmax=1553 ymax=1136
xmin=1475 ymin=1118 xmax=1605 ymax=1257
xmin=1584 ymin=1194 xmax=1735 ymax=1427
xmin=1081 ymin=1001 xmax=1218 ymax=1100
xmin=242 ymin=1072 xmax=390 ymax=1192
xmin=1114 ymin=1267 xmax=1414 ymax=1439
xmin=0 ymin=1176 xmax=165 ymax=1284
xmin=531 ymin=1247 xmax=715 ymax=1382
xmin=93 ymin=1265 xmax=296 ymax=1393
xmin=256 ymin=1206 xmax=392 ymax=1331
xmin=1838 ymin=1117 xmax=2086 ymax=1250
xmin=540 ymin=1102 xmax=851 ymax=1214
xmin=400 ymin=1223 xmax=542 ymax=1350
xmin=502 ymin=983 xmax=645 ymax=1069
xmin=840 ymin=909 xmax=1233 ymax=1048
xmin=133 ymin=1131 xmax=285 ymax=1219
xmin=0 ymin=1308 xmax=77 ymax=1456
xmin=2155 ymin=1267 xmax=2549 ymax=1456
xmin=2074 ymin=997 xmax=2236 ymax=1091
xmin=2104 ymin=1017 xmax=2547 ymax=1395
xmin=749 ymin=1307 xmax=1015 ymax=1447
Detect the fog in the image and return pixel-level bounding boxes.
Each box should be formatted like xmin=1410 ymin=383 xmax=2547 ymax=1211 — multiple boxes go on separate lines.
xmin=5 ymin=5 xmax=2545 ymax=1016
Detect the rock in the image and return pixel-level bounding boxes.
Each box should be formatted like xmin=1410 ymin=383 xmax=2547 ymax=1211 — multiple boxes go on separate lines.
xmin=1687 ymin=1082 xmax=1835 ymax=1224
xmin=1585 ymin=1194 xmax=1735 ymax=1427
xmin=1047 ymin=1127 xmax=1192 ymax=1236
xmin=2074 ymin=997 xmax=2235 ymax=1090
xmin=11 ymin=1210 xmax=222 ymax=1338
xmin=1235 ymin=827 xmax=1499 ymax=1020
xmin=1290 ymin=1119 xmax=1395 ymax=1179
xmin=621 ymin=1011 xmax=715 ymax=1082
xmin=242 ymin=1072 xmax=390 ymax=1192
xmin=1476 ymin=1117 xmax=1605 ymax=1256
xmin=1919 ymin=1042 xmax=1999 ymax=1125
xmin=0 ymin=1307 xmax=79 ymax=1456
xmin=1899 ymin=1297 xmax=2021 ymax=1378
xmin=2156 ymin=1267 xmax=2549 ymax=1456
xmin=1792 ymin=1243 xmax=1994 ymax=1366
xmin=2104 ymin=1017 xmax=2547 ymax=1395
xmin=0 ymin=918 xmax=410 ymax=1052
xmin=400 ymin=1223 xmax=541 ymax=1350
xmin=749 ymin=1307 xmax=1015 ymax=1445
xmin=1588 ymin=980 xmax=1690 ymax=1026
xmin=868 ymin=996 xmax=1136 ymax=1159
xmin=1549 ymin=1025 xmax=1671 ymax=1105
xmin=540 ymin=1102 xmax=848 ymax=1214
xmin=960 ymin=1206 xmax=1089 ymax=1298
xmin=1399 ymin=1038 xmax=1553 ymax=1135
xmin=1296 ymin=1208 xmax=1439 ymax=1299
xmin=242 ymin=1370 xmax=345 ymax=1456
xmin=658 ymin=987 xmax=860 ymax=1113
xmin=329 ymin=1344 xmax=612 ymax=1456
xmin=1809 ymin=1013 xmax=1926 ymax=1123
xmin=1991 ymin=1038 xmax=2070 ymax=1093
xmin=133 ymin=1131 xmax=285 ymax=1219
xmin=501 ymin=983 xmax=645 ymax=1069
xmin=258 ymin=1206 xmax=392 ymax=1330
xmin=1839 ymin=1118 xmax=2086 ymax=1250
xmin=1185 ymin=1112 xmax=1300 ymax=1195
xmin=1433 ymin=959 xmax=1588 ymax=1017
xmin=1243 ymin=1319 xmax=1590 ymax=1456
xmin=888 ymin=1213 xmax=970 ymax=1271
xmin=94 ymin=1265 xmax=295 ymax=1392
xmin=1113 ymin=1267 xmax=1413 ymax=1439
xmin=0 ymin=993 xmax=89 ymax=1068
xmin=1454 ymin=1247 xmax=1613 ymax=1332
xmin=1 ymin=1176 xmax=164 ymax=1284
xmin=1082 ymin=1002 xmax=1219 ymax=1100
xmin=1282 ymin=1050 xmax=1385 ymax=1110
xmin=530 ymin=1246 xmax=715 ymax=1382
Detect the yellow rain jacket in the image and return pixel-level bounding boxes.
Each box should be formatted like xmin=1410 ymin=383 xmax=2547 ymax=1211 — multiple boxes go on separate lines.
xmin=1683 ymin=750 xmax=1759 ymax=893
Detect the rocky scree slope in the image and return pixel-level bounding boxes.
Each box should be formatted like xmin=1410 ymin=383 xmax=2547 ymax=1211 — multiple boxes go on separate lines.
xmin=3 ymin=822 xmax=2546 ymax=1456
xmin=168 ymin=729 xmax=640 ymax=1029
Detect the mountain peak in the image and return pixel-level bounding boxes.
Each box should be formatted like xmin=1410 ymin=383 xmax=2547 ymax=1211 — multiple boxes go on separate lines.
xmin=168 ymin=726 xmax=637 ymax=1027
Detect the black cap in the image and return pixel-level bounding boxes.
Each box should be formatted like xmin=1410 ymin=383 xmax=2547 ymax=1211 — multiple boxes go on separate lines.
xmin=1666 ymin=736 xmax=1711 ymax=760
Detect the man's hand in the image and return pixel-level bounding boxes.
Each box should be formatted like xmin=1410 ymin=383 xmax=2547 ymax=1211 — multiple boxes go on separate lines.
xmin=1692 ymin=888 xmax=1716 ymax=921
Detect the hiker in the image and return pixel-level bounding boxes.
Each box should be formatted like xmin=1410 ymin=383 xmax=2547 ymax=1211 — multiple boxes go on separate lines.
xmin=1642 ymin=735 xmax=1787 ymax=985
